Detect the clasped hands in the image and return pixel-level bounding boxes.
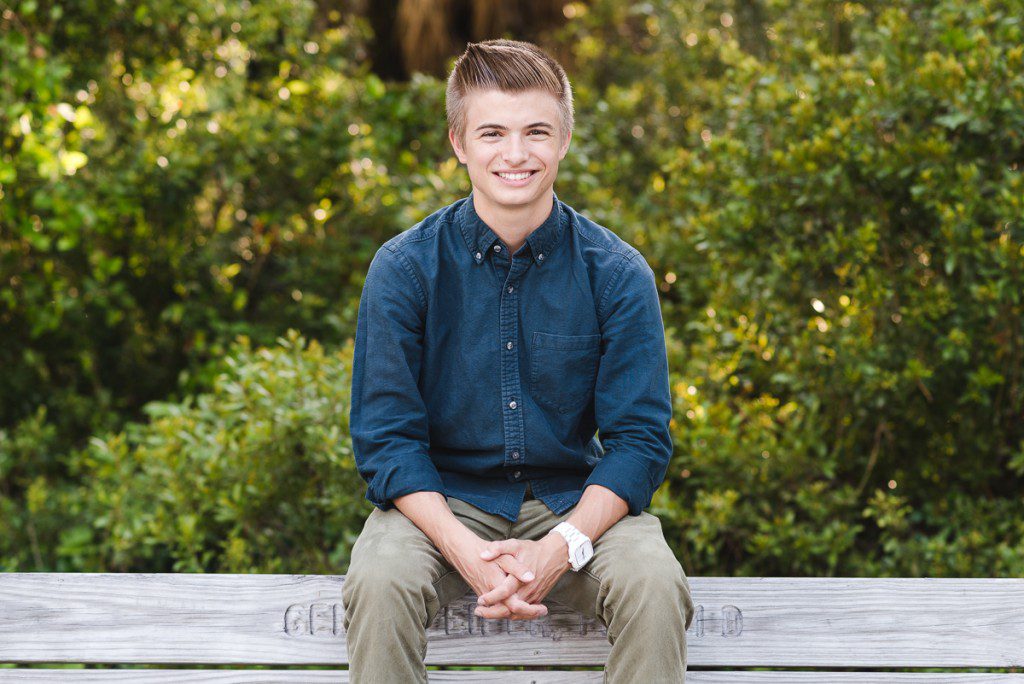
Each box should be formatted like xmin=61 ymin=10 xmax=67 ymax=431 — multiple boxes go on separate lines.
xmin=453 ymin=533 xmax=571 ymax=620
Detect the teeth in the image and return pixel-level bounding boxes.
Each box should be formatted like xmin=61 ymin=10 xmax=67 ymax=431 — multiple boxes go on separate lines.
xmin=498 ymin=172 xmax=532 ymax=180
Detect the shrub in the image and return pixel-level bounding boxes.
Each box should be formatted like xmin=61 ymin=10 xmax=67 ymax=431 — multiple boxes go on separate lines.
xmin=60 ymin=330 xmax=367 ymax=573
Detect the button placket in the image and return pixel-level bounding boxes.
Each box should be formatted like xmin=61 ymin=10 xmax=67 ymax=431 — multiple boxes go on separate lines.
xmin=499 ymin=253 xmax=530 ymax=474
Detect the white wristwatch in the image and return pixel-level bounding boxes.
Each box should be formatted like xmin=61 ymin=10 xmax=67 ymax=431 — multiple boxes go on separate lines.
xmin=550 ymin=522 xmax=594 ymax=572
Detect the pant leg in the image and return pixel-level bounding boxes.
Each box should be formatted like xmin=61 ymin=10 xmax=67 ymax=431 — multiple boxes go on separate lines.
xmin=513 ymin=501 xmax=695 ymax=684
xmin=341 ymin=497 xmax=510 ymax=683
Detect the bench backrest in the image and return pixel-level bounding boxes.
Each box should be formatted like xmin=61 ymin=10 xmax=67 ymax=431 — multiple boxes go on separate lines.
xmin=1 ymin=574 xmax=1023 ymax=679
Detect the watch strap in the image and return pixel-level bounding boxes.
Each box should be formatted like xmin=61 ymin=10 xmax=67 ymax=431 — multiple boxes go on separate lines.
xmin=551 ymin=522 xmax=593 ymax=571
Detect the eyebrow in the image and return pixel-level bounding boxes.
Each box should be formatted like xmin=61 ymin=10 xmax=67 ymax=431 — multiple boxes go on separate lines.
xmin=474 ymin=122 xmax=555 ymax=132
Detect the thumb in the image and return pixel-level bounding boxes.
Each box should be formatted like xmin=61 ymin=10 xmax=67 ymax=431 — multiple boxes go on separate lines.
xmin=480 ymin=538 xmax=520 ymax=559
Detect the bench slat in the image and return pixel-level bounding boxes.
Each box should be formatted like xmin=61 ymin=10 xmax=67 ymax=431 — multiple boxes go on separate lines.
xmin=1 ymin=574 xmax=1022 ymax=667
xmin=1 ymin=671 xmax=1024 ymax=683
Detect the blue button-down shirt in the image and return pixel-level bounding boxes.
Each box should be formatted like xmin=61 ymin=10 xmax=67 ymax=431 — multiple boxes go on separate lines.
xmin=349 ymin=191 xmax=673 ymax=522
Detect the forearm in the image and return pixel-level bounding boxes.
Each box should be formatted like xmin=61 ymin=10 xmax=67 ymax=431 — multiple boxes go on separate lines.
xmin=563 ymin=484 xmax=629 ymax=543
xmin=393 ymin=491 xmax=476 ymax=559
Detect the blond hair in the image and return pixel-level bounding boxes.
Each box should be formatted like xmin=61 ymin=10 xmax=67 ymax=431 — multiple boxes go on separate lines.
xmin=446 ymin=39 xmax=574 ymax=146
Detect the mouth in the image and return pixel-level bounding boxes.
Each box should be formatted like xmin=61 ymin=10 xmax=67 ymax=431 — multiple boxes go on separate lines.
xmin=493 ymin=170 xmax=538 ymax=187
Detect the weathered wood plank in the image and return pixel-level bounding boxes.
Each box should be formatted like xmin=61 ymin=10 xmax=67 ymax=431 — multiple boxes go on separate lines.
xmin=1 ymin=574 xmax=1023 ymax=667
xmin=1 ymin=671 xmax=1024 ymax=683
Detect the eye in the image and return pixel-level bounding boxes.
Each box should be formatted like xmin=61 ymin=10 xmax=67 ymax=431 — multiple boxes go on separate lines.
xmin=482 ymin=131 xmax=500 ymax=138
xmin=529 ymin=129 xmax=549 ymax=136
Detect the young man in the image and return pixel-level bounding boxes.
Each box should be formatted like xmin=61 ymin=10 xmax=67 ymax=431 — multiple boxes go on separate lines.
xmin=343 ymin=39 xmax=695 ymax=682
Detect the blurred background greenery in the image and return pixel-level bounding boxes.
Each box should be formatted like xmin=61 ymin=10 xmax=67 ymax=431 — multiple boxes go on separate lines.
xmin=1 ymin=0 xmax=1022 ymax=582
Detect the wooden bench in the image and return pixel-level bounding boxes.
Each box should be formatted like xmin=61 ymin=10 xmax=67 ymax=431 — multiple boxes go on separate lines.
xmin=1 ymin=573 xmax=1022 ymax=681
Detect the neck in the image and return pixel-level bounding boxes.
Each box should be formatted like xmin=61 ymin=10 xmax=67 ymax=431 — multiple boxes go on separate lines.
xmin=472 ymin=189 xmax=554 ymax=254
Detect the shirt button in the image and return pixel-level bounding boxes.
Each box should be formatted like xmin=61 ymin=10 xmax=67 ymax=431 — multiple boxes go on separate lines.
xmin=538 ymin=253 xmax=545 ymax=261
xmin=511 ymin=450 xmax=520 ymax=460
xmin=507 ymin=285 xmax=514 ymax=293
xmin=508 ymin=400 xmax=517 ymax=410
xmin=513 ymin=470 xmax=521 ymax=479
xmin=494 ymin=244 xmax=502 ymax=252
xmin=506 ymin=341 xmax=513 ymax=350
xmin=475 ymin=251 xmax=482 ymax=260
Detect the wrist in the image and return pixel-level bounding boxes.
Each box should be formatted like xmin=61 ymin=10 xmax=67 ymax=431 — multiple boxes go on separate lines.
xmin=543 ymin=529 xmax=570 ymax=564
xmin=436 ymin=521 xmax=476 ymax=560
xmin=542 ymin=530 xmax=571 ymax=573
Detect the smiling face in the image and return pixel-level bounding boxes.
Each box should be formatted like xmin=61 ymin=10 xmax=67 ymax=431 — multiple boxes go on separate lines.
xmin=449 ymin=88 xmax=572 ymax=221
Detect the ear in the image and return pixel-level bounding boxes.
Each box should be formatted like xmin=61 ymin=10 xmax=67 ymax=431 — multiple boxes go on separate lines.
xmin=449 ymin=128 xmax=467 ymax=164
xmin=558 ymin=128 xmax=572 ymax=160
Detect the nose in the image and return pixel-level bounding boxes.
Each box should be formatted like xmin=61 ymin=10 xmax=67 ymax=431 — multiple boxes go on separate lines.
xmin=502 ymin=134 xmax=529 ymax=165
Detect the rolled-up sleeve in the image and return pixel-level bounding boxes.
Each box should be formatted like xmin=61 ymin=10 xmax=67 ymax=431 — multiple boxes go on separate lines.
xmin=584 ymin=251 xmax=674 ymax=516
xmin=349 ymin=245 xmax=444 ymax=510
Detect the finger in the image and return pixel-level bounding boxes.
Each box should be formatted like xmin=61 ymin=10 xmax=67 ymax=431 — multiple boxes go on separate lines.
xmin=504 ymin=594 xmax=548 ymax=620
xmin=476 ymin=597 xmax=543 ymax=621
xmin=479 ymin=539 xmax=521 ymax=560
xmin=474 ymin=601 xmax=512 ymax=619
xmin=476 ymin=573 xmax=520 ymax=607
xmin=494 ymin=554 xmax=535 ymax=583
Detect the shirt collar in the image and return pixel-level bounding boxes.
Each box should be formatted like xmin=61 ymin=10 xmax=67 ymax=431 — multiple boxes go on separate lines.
xmin=458 ymin=190 xmax=565 ymax=267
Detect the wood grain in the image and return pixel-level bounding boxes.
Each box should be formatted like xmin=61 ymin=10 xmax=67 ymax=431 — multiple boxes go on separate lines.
xmin=0 ymin=574 xmax=1022 ymax=668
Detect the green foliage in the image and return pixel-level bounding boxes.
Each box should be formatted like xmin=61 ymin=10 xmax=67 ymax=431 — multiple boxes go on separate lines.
xmin=1 ymin=330 xmax=367 ymax=573
xmin=560 ymin=0 xmax=1024 ymax=576
xmin=2 ymin=0 xmax=1022 ymax=578
xmin=2 ymin=0 xmax=403 ymax=435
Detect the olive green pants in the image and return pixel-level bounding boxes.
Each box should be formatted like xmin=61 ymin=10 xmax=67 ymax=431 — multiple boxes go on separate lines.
xmin=341 ymin=494 xmax=695 ymax=683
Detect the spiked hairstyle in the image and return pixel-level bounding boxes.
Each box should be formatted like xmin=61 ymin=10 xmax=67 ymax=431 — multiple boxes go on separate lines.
xmin=445 ymin=39 xmax=574 ymax=146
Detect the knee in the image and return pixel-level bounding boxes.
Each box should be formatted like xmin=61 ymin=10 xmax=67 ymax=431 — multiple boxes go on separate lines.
xmin=345 ymin=561 xmax=421 ymax=602
xmin=604 ymin=545 xmax=685 ymax=594
xmin=633 ymin=562 xmax=690 ymax=600
xmin=342 ymin=542 xmax=435 ymax=629
xmin=605 ymin=560 xmax=693 ymax=630
xmin=345 ymin=543 xmax=432 ymax=598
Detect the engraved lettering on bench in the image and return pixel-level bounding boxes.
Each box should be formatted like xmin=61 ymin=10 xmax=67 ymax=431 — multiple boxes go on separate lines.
xmin=310 ymin=602 xmax=336 ymax=636
xmin=444 ymin=604 xmax=470 ymax=635
xmin=283 ymin=603 xmax=344 ymax=636
xmin=721 ymin=604 xmax=742 ymax=637
xmin=690 ymin=604 xmax=744 ymax=638
xmin=284 ymin=603 xmax=306 ymax=636
xmin=434 ymin=602 xmax=606 ymax=638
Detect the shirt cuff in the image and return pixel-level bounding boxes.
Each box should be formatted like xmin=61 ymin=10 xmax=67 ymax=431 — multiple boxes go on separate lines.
xmin=582 ymin=451 xmax=658 ymax=516
xmin=366 ymin=459 xmax=446 ymax=511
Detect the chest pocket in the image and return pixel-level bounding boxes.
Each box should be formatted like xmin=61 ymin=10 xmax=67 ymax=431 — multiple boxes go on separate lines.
xmin=530 ymin=332 xmax=602 ymax=414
